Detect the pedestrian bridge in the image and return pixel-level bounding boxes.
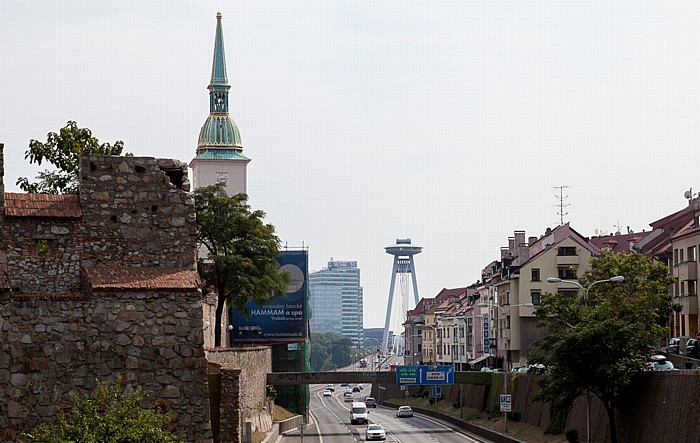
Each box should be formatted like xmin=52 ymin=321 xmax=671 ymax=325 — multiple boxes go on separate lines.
xmin=267 ymin=371 xmax=493 ymax=385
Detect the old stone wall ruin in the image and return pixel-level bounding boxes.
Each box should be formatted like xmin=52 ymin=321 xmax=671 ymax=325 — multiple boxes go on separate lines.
xmin=0 ymin=148 xmax=213 ymax=442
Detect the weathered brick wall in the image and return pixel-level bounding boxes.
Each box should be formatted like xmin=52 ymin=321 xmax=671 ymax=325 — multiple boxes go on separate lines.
xmin=207 ymin=346 xmax=272 ymax=434
xmin=78 ymin=155 xmax=196 ymax=269
xmin=0 ymin=291 xmax=212 ymax=442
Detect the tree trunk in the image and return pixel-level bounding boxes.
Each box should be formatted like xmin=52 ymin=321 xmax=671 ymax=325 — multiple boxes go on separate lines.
xmin=603 ymin=400 xmax=618 ymax=443
xmin=215 ymin=294 xmax=226 ymax=347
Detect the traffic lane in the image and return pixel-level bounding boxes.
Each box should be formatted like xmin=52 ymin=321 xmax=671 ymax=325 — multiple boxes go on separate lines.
xmin=366 ymin=406 xmax=492 ymax=443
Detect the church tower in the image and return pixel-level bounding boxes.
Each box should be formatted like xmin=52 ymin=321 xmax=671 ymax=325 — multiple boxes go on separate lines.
xmin=190 ymin=12 xmax=250 ymax=195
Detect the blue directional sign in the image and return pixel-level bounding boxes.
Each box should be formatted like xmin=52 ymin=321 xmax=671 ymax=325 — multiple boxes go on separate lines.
xmin=395 ymin=365 xmax=454 ymax=385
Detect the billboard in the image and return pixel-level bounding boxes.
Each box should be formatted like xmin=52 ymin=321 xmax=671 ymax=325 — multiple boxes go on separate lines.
xmin=231 ymin=249 xmax=308 ymax=342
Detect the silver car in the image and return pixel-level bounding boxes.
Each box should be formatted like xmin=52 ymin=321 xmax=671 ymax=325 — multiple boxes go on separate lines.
xmin=396 ymin=405 xmax=413 ymax=417
xmin=365 ymin=424 xmax=386 ymax=440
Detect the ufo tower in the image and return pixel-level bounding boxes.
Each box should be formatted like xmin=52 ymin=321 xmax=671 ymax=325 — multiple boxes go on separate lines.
xmin=381 ymin=238 xmax=422 ymax=355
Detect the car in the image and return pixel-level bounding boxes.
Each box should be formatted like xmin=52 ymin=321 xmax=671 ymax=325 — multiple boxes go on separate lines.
xmin=647 ymin=355 xmax=675 ymax=371
xmin=384 ymin=364 xmax=391 ymax=370
xmin=666 ymin=337 xmax=682 ymax=355
xmin=344 ymin=389 xmax=353 ymax=396
xmin=365 ymin=397 xmax=377 ymax=408
xmin=686 ymin=339 xmax=700 ymax=359
xmin=325 ymin=384 xmax=335 ymax=392
xmin=344 ymin=393 xmax=354 ymax=402
xmin=365 ymin=424 xmax=386 ymax=440
xmin=396 ymin=405 xmax=413 ymax=417
xmin=357 ymin=384 xmax=364 ymax=390
xmin=340 ymin=383 xmax=349 ymax=387
xmin=513 ymin=367 xmax=529 ymax=373
xmin=352 ymin=386 xmax=361 ymax=393
xmin=322 ymin=389 xmax=332 ymax=397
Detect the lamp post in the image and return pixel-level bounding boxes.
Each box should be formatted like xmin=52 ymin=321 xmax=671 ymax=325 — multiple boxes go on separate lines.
xmin=546 ymin=275 xmax=625 ymax=443
xmin=477 ymin=302 xmax=533 ymax=433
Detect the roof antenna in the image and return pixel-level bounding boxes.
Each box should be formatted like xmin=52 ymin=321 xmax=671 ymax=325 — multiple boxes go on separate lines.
xmin=554 ymin=185 xmax=570 ymax=226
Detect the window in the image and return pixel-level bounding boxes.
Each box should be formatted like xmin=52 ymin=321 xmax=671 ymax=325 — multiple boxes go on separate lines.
xmin=558 ymin=246 xmax=577 ymax=256
xmin=531 ymin=268 xmax=540 ymax=282
xmin=680 ymin=249 xmax=685 ymax=263
xmin=689 ymin=281 xmax=698 ymax=296
xmin=505 ymin=291 xmax=510 ymax=305
xmin=674 ymin=248 xmax=679 ymax=265
xmin=558 ymin=267 xmax=577 ymax=279
xmin=688 ymin=246 xmax=697 ymax=262
xmin=531 ymin=291 xmax=541 ymax=305
xmin=560 ymin=290 xmax=578 ymax=298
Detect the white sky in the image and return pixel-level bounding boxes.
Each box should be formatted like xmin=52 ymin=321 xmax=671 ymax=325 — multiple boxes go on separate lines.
xmin=2 ymin=1 xmax=699 ymax=328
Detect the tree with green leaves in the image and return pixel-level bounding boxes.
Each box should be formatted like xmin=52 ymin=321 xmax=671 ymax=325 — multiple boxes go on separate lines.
xmin=194 ymin=183 xmax=290 ymax=347
xmin=310 ymin=332 xmax=354 ymax=371
xmin=529 ymin=249 xmax=676 ymax=443
xmin=17 ymin=120 xmax=128 ymax=194
xmin=21 ymin=377 xmax=183 ymax=443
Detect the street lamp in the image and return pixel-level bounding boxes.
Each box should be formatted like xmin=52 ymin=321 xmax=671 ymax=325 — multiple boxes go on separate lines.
xmin=546 ymin=275 xmax=624 ymax=305
xmin=546 ymin=275 xmax=625 ymax=443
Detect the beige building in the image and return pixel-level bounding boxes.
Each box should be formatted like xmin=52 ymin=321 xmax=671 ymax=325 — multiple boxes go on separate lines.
xmin=481 ymin=224 xmax=599 ymax=370
xmin=670 ymin=207 xmax=700 ymax=337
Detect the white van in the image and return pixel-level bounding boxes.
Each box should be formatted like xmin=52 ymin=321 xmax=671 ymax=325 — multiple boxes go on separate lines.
xmin=350 ymin=401 xmax=369 ymax=424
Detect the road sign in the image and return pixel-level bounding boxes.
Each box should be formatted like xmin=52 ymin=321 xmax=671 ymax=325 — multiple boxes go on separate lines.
xmin=430 ymin=386 xmax=441 ymax=398
xmin=500 ymin=394 xmax=512 ymax=412
xmin=395 ymin=365 xmax=454 ymax=385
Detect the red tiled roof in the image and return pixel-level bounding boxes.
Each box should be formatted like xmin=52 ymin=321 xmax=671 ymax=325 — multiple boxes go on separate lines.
xmin=84 ymin=267 xmax=200 ymax=292
xmin=4 ymin=193 xmax=82 ymax=218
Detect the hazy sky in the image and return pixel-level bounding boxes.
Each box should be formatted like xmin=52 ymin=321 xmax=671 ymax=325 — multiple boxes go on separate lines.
xmin=2 ymin=1 xmax=699 ymax=329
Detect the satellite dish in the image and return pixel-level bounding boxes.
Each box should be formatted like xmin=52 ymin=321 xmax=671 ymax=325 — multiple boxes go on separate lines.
xmin=685 ymin=188 xmax=693 ymax=199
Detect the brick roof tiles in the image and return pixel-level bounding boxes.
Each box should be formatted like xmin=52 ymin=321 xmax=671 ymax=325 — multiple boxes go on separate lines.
xmin=84 ymin=267 xmax=200 ymax=292
xmin=4 ymin=193 xmax=82 ymax=218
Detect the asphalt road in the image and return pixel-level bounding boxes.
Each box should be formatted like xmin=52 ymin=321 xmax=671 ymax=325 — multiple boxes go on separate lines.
xmin=276 ymin=381 xmax=492 ymax=443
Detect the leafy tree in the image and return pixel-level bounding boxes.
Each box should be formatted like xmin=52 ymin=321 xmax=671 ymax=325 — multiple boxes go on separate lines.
xmin=21 ymin=377 xmax=183 ymax=443
xmin=194 ymin=183 xmax=290 ymax=346
xmin=17 ymin=120 xmax=128 ymax=194
xmin=529 ymin=249 xmax=675 ymax=443
xmin=310 ymin=332 xmax=353 ymax=371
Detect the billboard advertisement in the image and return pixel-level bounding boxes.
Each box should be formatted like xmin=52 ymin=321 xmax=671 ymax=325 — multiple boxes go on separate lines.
xmin=231 ymin=249 xmax=308 ymax=342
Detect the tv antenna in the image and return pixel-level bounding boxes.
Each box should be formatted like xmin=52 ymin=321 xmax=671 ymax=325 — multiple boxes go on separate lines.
xmin=554 ymin=186 xmax=570 ymax=225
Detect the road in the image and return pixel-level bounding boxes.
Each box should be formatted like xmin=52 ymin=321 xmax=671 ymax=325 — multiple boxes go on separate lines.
xmin=276 ymin=381 xmax=492 ymax=443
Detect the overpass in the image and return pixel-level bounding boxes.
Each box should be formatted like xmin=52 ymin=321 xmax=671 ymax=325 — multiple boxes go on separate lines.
xmin=267 ymin=371 xmax=494 ymax=386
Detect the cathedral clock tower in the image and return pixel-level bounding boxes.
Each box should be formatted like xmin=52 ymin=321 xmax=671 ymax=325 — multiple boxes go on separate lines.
xmin=190 ymin=12 xmax=250 ymax=195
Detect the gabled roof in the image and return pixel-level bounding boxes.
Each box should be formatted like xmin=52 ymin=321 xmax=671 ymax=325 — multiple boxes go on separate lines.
xmin=84 ymin=267 xmax=199 ymax=292
xmin=526 ymin=223 xmax=599 ymax=264
xmin=4 ymin=193 xmax=82 ymax=218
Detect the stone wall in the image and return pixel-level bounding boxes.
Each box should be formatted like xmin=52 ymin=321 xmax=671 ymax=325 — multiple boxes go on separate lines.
xmin=0 ymin=291 xmax=211 ymax=442
xmin=207 ymin=346 xmax=273 ymax=434
xmin=0 ymin=151 xmax=212 ymax=442
xmin=78 ymin=155 xmax=196 ymax=269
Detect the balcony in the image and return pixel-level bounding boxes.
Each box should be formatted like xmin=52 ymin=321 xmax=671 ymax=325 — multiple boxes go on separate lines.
xmin=676 ymin=261 xmax=698 ymax=281
xmin=679 ymin=294 xmax=698 ymax=314
xmin=556 ymin=255 xmax=580 ymax=266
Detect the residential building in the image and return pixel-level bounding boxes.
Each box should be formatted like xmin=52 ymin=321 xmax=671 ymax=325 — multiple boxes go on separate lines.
xmin=480 ymin=224 xmax=599 ymax=370
xmin=309 ymin=260 xmax=364 ymax=347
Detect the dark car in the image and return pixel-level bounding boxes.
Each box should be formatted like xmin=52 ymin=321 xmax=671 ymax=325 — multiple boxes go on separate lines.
xmin=352 ymin=386 xmax=361 ymax=393
xmin=687 ymin=338 xmax=700 ymax=359
xmin=666 ymin=337 xmax=681 ymax=355
xmin=365 ymin=397 xmax=377 ymax=408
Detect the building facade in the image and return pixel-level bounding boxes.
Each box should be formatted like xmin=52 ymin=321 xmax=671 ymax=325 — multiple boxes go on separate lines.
xmin=309 ymin=260 xmax=364 ymax=347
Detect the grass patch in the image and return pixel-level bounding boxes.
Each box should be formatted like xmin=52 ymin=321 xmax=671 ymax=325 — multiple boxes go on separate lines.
xmin=252 ymin=431 xmax=267 ymax=443
xmin=273 ymin=404 xmax=298 ymax=422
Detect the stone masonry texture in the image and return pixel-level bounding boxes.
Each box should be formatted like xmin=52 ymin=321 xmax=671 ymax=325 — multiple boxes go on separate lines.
xmin=0 ymin=150 xmax=212 ymax=442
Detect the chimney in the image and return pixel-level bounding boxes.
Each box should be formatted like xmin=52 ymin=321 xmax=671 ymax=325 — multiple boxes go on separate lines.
xmin=508 ymin=237 xmax=515 ymax=254
xmin=528 ymin=236 xmax=538 ymax=245
xmin=514 ymin=231 xmax=525 ymax=247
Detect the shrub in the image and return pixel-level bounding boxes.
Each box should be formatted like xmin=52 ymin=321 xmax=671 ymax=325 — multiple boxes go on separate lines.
xmin=21 ymin=376 xmax=183 ymax=443
xmin=564 ymin=428 xmax=580 ymax=443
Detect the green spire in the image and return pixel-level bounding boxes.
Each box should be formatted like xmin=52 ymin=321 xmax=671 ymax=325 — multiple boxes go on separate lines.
xmin=210 ymin=12 xmax=228 ymax=86
xmin=196 ymin=12 xmax=246 ymax=158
